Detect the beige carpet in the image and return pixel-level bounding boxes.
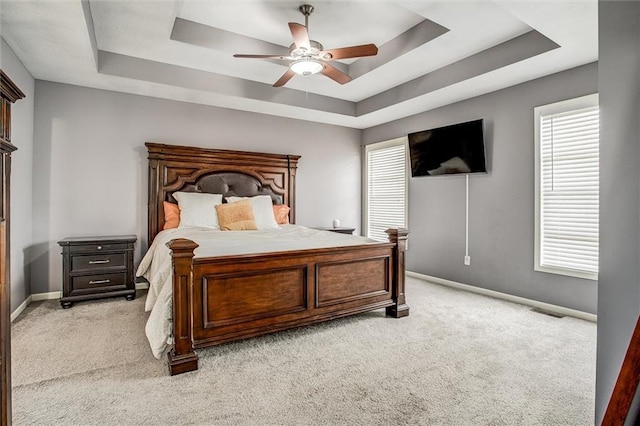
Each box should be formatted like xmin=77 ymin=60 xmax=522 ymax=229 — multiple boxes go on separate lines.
xmin=11 ymin=277 xmax=596 ymax=425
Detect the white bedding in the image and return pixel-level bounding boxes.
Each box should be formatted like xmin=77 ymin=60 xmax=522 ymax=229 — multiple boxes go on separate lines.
xmin=137 ymin=224 xmax=376 ymax=359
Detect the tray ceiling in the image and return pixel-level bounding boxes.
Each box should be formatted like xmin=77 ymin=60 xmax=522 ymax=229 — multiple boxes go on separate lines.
xmin=0 ymin=1 xmax=597 ymax=129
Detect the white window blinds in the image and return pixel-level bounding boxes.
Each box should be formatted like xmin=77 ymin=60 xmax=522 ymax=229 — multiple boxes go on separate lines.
xmin=365 ymin=139 xmax=407 ymax=242
xmin=535 ymin=94 xmax=599 ymax=280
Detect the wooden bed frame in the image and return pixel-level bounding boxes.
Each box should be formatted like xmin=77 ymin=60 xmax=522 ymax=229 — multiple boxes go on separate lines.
xmin=146 ymin=142 xmax=409 ymax=375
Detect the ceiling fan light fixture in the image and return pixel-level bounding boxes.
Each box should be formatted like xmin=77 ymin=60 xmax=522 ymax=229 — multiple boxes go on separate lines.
xmin=234 ymin=3 xmax=377 ymax=87
xmin=290 ymin=58 xmax=324 ymax=76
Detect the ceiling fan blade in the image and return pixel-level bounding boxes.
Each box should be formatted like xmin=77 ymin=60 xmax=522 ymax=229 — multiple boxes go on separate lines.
xmin=273 ymin=69 xmax=296 ymax=87
xmin=321 ymin=63 xmax=352 ymax=85
xmin=288 ymin=22 xmax=311 ymax=51
xmin=234 ymin=54 xmax=289 ymax=59
xmin=321 ymin=44 xmax=378 ymax=60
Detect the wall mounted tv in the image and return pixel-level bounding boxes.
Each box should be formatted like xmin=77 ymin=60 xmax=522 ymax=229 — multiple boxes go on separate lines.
xmin=408 ymin=119 xmax=487 ymax=177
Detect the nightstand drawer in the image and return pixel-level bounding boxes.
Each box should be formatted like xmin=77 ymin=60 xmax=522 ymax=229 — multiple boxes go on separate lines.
xmin=70 ymin=272 xmax=128 ymax=294
xmin=71 ymin=253 xmax=126 ymax=272
xmin=69 ymin=243 xmax=130 ymax=254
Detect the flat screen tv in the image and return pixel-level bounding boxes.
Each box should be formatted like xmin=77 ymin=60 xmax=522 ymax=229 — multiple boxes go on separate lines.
xmin=408 ymin=119 xmax=487 ymax=177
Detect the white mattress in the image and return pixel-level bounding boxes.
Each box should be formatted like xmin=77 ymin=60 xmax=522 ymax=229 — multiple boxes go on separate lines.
xmin=136 ymin=225 xmax=376 ymax=359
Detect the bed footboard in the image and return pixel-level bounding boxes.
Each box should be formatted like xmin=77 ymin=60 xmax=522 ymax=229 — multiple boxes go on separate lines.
xmin=167 ymin=228 xmax=409 ymax=375
xmin=385 ymin=228 xmax=410 ymax=318
xmin=166 ymin=239 xmax=200 ymax=375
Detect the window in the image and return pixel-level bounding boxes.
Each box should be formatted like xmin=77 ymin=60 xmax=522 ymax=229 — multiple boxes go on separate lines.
xmin=364 ymin=137 xmax=408 ymax=242
xmin=534 ymin=94 xmax=599 ymax=280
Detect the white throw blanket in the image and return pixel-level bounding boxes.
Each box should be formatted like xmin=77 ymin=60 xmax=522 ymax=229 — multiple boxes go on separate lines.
xmin=136 ymin=225 xmax=376 ymax=359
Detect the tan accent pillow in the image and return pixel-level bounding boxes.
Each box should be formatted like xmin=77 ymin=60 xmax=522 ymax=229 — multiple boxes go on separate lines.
xmin=163 ymin=202 xmax=180 ymax=230
xmin=226 ymin=195 xmax=279 ymax=229
xmin=215 ymin=200 xmax=257 ymax=231
xmin=273 ymin=204 xmax=290 ymax=225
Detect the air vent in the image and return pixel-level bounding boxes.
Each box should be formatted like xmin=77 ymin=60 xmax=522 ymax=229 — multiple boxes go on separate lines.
xmin=531 ymin=307 xmax=566 ymax=318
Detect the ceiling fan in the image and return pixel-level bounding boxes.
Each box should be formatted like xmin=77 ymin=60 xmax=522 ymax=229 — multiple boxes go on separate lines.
xmin=233 ymin=4 xmax=378 ymax=87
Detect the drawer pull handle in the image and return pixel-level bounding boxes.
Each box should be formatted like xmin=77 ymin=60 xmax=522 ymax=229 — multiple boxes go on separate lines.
xmin=89 ymin=279 xmax=110 ymax=285
xmin=97 ymin=245 xmax=103 ymax=250
xmin=89 ymin=259 xmax=110 ymax=265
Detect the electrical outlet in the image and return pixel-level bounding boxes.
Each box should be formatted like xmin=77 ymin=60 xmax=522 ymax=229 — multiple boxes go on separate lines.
xmin=464 ymin=255 xmax=471 ymax=266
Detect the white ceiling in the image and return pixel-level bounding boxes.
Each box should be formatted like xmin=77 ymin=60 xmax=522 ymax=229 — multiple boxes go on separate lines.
xmin=0 ymin=0 xmax=597 ymax=129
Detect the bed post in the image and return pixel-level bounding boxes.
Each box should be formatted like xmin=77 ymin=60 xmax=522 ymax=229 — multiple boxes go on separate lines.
xmin=147 ymin=157 xmax=160 ymax=245
xmin=385 ymin=228 xmax=410 ymax=318
xmin=167 ymin=238 xmax=199 ymax=375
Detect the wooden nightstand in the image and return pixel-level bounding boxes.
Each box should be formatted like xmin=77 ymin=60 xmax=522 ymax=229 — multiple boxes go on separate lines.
xmin=58 ymin=235 xmax=136 ymax=309
xmin=313 ymin=227 xmax=356 ymax=235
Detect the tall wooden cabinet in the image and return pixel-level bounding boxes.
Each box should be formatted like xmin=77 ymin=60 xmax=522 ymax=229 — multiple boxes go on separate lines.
xmin=0 ymin=70 xmax=25 ymax=426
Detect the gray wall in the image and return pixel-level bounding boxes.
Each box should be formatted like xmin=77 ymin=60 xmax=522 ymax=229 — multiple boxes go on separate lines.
xmin=32 ymin=81 xmax=361 ymax=294
xmin=363 ymin=63 xmax=598 ymax=314
xmin=8 ymin=6 xmax=640 ymax=422
xmin=0 ymin=38 xmax=34 ymax=312
xmin=596 ymin=2 xmax=640 ymax=423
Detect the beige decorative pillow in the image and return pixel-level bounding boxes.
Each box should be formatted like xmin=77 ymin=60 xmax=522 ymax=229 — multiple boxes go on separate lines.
xmin=215 ymin=200 xmax=257 ymax=231
xmin=226 ymin=195 xmax=279 ymax=229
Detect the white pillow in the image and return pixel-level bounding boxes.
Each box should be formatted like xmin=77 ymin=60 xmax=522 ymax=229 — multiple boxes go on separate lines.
xmin=227 ymin=195 xmax=279 ymax=230
xmin=173 ymin=192 xmax=223 ymax=229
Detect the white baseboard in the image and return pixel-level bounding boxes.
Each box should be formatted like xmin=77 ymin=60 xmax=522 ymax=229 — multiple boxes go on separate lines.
xmin=32 ymin=291 xmax=62 ymax=301
xmin=10 ymin=295 xmax=32 ymax=322
xmin=11 ymin=284 xmax=148 ymax=322
xmin=406 ymin=271 xmax=597 ymax=322
xmin=11 ymin=291 xmax=60 ymax=322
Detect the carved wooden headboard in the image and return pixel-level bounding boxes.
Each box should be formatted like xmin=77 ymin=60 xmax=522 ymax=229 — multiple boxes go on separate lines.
xmin=146 ymin=142 xmax=300 ymax=244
